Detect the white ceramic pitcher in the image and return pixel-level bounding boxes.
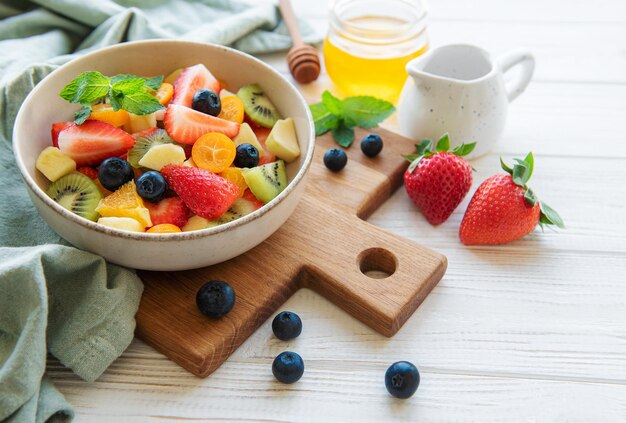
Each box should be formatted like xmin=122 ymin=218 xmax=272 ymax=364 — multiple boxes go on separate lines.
xmin=398 ymin=44 xmax=535 ymax=157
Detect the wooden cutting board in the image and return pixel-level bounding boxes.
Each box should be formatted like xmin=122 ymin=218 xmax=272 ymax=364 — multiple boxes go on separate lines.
xmin=136 ymin=127 xmax=447 ymax=377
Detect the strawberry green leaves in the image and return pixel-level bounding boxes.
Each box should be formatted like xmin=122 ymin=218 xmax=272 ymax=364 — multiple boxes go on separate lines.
xmin=403 ymin=133 xmax=476 ymax=173
xmin=310 ymin=91 xmax=395 ymax=147
xmin=501 ymin=152 xmax=565 ymax=229
xmin=59 ymin=71 xmax=165 ymax=125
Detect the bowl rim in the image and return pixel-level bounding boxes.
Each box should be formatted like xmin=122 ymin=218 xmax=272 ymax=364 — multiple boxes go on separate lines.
xmin=13 ymin=39 xmax=315 ymax=241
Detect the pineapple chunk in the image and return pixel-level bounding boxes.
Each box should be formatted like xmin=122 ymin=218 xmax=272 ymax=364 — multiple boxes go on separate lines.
xmin=36 ymin=147 xmax=76 ymax=182
xmin=220 ymin=89 xmax=236 ymax=99
xmin=138 ymin=144 xmax=186 ymax=171
xmin=97 ymin=217 xmax=145 ymax=232
xmin=265 ymin=118 xmax=300 ymax=163
xmin=125 ymin=112 xmax=157 ymax=134
xmin=182 ymin=215 xmax=217 ymax=231
xmin=233 ymin=123 xmax=265 ymax=157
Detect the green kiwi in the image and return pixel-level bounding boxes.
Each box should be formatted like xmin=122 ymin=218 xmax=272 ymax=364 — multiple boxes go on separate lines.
xmin=47 ymin=172 xmax=103 ymax=221
xmin=241 ymin=160 xmax=287 ymax=204
xmin=216 ymin=197 xmax=262 ymax=224
xmin=127 ymin=128 xmax=174 ymax=168
xmin=237 ymin=84 xmax=281 ymax=128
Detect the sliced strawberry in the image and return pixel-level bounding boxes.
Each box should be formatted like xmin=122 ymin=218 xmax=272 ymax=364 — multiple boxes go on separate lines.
xmin=163 ymin=104 xmax=240 ymax=144
xmin=51 ymin=121 xmax=73 ymax=147
xmin=57 ymin=120 xmax=135 ymax=167
xmin=77 ymin=166 xmax=99 ymax=179
xmin=161 ymin=164 xmax=239 ymax=220
xmin=171 ymin=64 xmax=220 ymax=108
xmin=241 ymin=189 xmax=264 ymax=210
xmin=145 ymin=196 xmax=189 ymax=228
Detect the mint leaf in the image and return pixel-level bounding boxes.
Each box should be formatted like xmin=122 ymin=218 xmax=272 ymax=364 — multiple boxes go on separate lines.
xmin=73 ymin=71 xmax=110 ymax=103
xmin=120 ymin=91 xmax=164 ymax=115
xmin=112 ymin=77 xmax=145 ymax=94
xmin=110 ymin=74 xmax=136 ymax=84
xmin=109 ymin=91 xmax=123 ymax=112
xmin=310 ymin=102 xmax=340 ymax=136
xmin=451 ymin=142 xmax=477 ymax=157
xmin=59 ymin=79 xmax=81 ymax=102
xmin=332 ymin=122 xmax=355 ymax=147
xmin=436 ymin=133 xmax=450 ymax=152
xmin=145 ymin=76 xmax=164 ymax=91
xmin=341 ymin=96 xmax=395 ymax=128
xmin=74 ymin=104 xmax=92 ymax=125
xmin=321 ymin=90 xmax=342 ymax=115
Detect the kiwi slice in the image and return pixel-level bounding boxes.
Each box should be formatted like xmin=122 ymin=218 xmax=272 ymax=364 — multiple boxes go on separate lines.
xmin=241 ymin=160 xmax=287 ymax=204
xmin=127 ymin=128 xmax=174 ymax=168
xmin=47 ymin=172 xmax=103 ymax=221
xmin=216 ymin=197 xmax=262 ymax=224
xmin=237 ymin=84 xmax=281 ymax=128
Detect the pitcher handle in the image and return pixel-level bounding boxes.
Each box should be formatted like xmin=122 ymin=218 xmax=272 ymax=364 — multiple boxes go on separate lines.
xmin=498 ymin=49 xmax=535 ymax=102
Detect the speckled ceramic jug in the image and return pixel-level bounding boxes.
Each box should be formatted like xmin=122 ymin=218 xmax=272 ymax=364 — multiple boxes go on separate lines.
xmin=398 ymin=44 xmax=534 ymax=158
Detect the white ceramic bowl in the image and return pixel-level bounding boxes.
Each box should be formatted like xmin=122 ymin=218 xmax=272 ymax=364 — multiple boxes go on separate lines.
xmin=13 ymin=40 xmax=314 ymax=271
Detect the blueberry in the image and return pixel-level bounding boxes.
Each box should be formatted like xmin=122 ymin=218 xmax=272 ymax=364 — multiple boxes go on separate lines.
xmin=234 ymin=143 xmax=260 ymax=168
xmin=385 ymin=361 xmax=420 ymax=399
xmin=323 ymin=148 xmax=347 ymax=172
xmin=360 ymin=133 xmax=383 ymax=157
xmin=196 ymin=280 xmax=235 ymax=318
xmin=272 ymin=311 xmax=302 ymax=340
xmin=192 ymin=89 xmax=221 ymax=116
xmin=272 ymin=351 xmax=304 ymax=384
xmin=98 ymin=157 xmax=134 ymax=191
xmin=136 ymin=171 xmax=168 ymax=202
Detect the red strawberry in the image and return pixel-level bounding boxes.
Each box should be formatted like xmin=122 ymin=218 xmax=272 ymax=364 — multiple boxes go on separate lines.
xmin=171 ymin=64 xmax=220 ymax=108
xmin=164 ymin=104 xmax=240 ymax=144
xmin=57 ymin=120 xmax=135 ymax=167
xmin=403 ymin=134 xmax=475 ymax=225
xmin=161 ymin=165 xmax=239 ymax=220
xmin=77 ymin=166 xmax=99 ymax=179
xmin=51 ymin=121 xmax=73 ymax=147
xmin=145 ymin=197 xmax=189 ymax=228
xmin=459 ymin=153 xmax=564 ymax=245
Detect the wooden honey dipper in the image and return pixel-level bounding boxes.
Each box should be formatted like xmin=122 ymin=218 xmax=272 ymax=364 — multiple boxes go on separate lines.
xmin=278 ymin=0 xmax=321 ymax=84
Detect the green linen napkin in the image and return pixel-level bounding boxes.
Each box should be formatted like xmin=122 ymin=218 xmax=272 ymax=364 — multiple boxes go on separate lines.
xmin=0 ymin=1 xmax=320 ymax=422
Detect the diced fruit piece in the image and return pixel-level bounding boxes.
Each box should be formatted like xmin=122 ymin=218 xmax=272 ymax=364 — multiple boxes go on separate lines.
xmin=196 ymin=280 xmax=235 ymax=317
xmin=183 ymin=157 xmax=196 ymax=167
xmin=246 ymin=118 xmax=271 ymax=143
xmin=125 ymin=112 xmax=157 ymax=134
xmin=164 ymin=68 xmax=184 ymax=85
xmin=155 ymin=83 xmax=174 ymax=105
xmin=154 ymin=108 xmax=166 ymax=121
xmin=89 ymin=103 xmax=130 ymax=127
xmin=77 ymin=167 xmax=98 ymax=179
xmin=161 ymin=164 xmax=239 ymax=220
xmin=192 ymin=89 xmax=221 ymax=116
xmin=95 ymin=180 xmax=152 ymax=227
xmin=138 ymin=143 xmax=186 ymax=171
xmin=220 ymin=167 xmax=248 ymax=197
xmin=215 ymin=195 xmax=263 ymax=223
xmin=47 ymin=172 xmax=103 ymax=221
xmin=324 ymin=148 xmax=347 ymax=172
xmin=36 ymin=147 xmax=77 ymax=182
xmin=136 ymin=171 xmax=168 ymax=202
xmin=98 ymin=157 xmax=134 ymax=191
xmin=144 ymin=196 xmax=189 ymax=228
xmin=191 ymin=132 xmax=236 ymax=173
xmin=241 ymin=160 xmax=287 ymax=204
xmin=237 ymin=84 xmax=281 ymax=128
xmin=147 ymin=223 xmax=182 ymax=233
xmin=182 ymin=215 xmax=216 ymax=231
xmin=57 ymin=120 xmax=135 ymax=167
xmin=233 ymin=123 xmax=265 ymax=157
xmin=219 ymin=89 xmax=236 ymax=99
xmin=51 ymin=122 xmax=73 ymax=147
xmin=234 ymin=143 xmax=259 ymax=168
xmin=97 ymin=217 xmax=145 ymax=232
xmin=163 ymin=104 xmax=240 ymax=144
xmin=218 ymin=96 xmax=245 ymax=124
xmin=172 ymin=64 xmax=220 ymax=108
xmin=241 ymin=189 xmax=264 ymax=209
xmin=265 ymin=118 xmax=300 ymax=163
xmin=128 ymin=127 xmax=174 ymax=168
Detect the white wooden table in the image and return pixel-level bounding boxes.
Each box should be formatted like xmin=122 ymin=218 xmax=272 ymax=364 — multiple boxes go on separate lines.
xmin=48 ymin=0 xmax=626 ymax=421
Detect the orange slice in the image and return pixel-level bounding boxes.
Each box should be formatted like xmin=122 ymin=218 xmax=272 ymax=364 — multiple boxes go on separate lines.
xmin=89 ymin=104 xmax=130 ymax=127
xmin=95 ymin=180 xmax=152 ymax=227
xmin=164 ymin=68 xmax=183 ymax=85
xmin=192 ymin=133 xmax=236 ymax=173
xmin=147 ymin=223 xmax=182 ymax=233
xmin=220 ymin=167 xmax=248 ymax=197
xmin=155 ymin=83 xmax=174 ymax=105
xmin=218 ymin=96 xmax=245 ymax=124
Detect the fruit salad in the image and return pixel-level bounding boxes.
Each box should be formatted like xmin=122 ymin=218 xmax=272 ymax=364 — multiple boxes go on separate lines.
xmin=35 ymin=64 xmax=301 ymax=233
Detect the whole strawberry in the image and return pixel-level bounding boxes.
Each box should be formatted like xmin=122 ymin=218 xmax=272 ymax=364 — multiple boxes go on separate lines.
xmin=161 ymin=165 xmax=239 ymax=220
xmin=403 ymin=134 xmax=476 ymax=225
xmin=459 ymin=153 xmax=564 ymax=245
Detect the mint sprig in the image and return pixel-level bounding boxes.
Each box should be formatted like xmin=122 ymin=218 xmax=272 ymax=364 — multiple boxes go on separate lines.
xmin=402 ymin=133 xmax=476 ymax=173
xmin=310 ymin=91 xmax=395 ymax=147
xmin=59 ymin=71 xmax=165 ymax=125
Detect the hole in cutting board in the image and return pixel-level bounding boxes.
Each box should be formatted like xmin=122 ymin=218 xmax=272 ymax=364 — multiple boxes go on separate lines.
xmin=358 ymin=248 xmax=397 ymax=279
